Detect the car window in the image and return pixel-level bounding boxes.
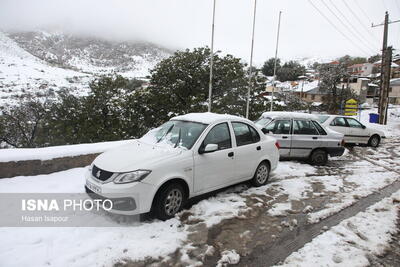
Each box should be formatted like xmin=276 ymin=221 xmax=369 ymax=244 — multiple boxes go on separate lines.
xmin=293 ymin=120 xmax=319 ymax=135
xmin=232 ymin=122 xmax=254 ymax=146
xmin=264 ymin=120 xmax=291 ymax=135
xmin=249 ymin=125 xmax=261 ymax=142
xmin=317 ymin=115 xmax=329 ymax=124
xmin=202 ymin=123 xmax=232 ymax=151
xmin=312 ymin=121 xmax=327 ymax=135
xmin=346 ymin=118 xmax=363 ymax=128
xmin=330 ymin=117 xmax=347 ymax=127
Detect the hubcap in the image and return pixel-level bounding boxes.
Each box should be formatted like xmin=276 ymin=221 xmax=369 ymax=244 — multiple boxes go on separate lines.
xmin=314 ymin=153 xmax=325 ymax=163
xmin=256 ymin=165 xmax=269 ymax=184
xmin=371 ymin=137 xmax=379 ymax=147
xmin=164 ymin=189 xmax=182 ymax=216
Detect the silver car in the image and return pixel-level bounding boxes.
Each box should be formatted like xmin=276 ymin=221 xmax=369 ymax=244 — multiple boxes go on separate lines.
xmin=254 ymin=112 xmax=345 ymax=165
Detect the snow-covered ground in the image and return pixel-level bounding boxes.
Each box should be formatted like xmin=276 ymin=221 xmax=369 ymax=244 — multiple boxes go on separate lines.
xmin=277 ymin=190 xmax=400 ymax=267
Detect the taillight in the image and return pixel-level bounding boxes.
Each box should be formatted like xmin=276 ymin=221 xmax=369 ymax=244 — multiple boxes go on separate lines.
xmin=275 ymin=141 xmax=280 ymax=149
xmin=341 ymin=139 xmax=345 ymax=146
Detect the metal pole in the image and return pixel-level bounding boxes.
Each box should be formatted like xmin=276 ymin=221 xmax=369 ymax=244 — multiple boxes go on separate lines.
xmin=208 ymin=0 xmax=216 ymax=113
xmin=270 ymin=11 xmax=282 ymax=112
xmin=246 ymin=0 xmax=257 ymax=119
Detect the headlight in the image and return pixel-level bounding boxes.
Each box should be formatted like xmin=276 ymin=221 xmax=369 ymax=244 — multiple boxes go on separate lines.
xmin=113 ymin=170 xmax=151 ymax=184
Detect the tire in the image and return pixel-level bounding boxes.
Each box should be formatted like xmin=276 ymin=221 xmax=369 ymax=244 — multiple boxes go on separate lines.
xmin=153 ymin=183 xmax=186 ymax=221
xmin=251 ymin=162 xmax=270 ymax=187
xmin=309 ymin=149 xmax=328 ymax=165
xmin=368 ymin=135 xmax=380 ymax=148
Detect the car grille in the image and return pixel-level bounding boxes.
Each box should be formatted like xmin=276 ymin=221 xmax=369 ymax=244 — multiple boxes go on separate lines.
xmin=92 ymin=165 xmax=114 ymax=182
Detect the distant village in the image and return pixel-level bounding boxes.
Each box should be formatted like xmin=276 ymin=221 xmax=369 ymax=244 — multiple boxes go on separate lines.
xmin=263 ymin=54 xmax=400 ymax=106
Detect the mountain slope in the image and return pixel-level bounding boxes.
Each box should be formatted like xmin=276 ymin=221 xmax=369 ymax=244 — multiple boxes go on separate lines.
xmin=0 ymin=32 xmax=91 ymax=106
xmin=8 ymin=31 xmax=172 ymax=78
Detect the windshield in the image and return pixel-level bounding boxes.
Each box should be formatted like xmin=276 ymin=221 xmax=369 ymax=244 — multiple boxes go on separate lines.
xmin=317 ymin=115 xmax=329 ymax=124
xmin=254 ymin=117 xmax=272 ymax=128
xmin=140 ymin=120 xmax=207 ymax=149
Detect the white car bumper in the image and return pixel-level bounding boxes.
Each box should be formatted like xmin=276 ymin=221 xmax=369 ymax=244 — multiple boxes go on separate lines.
xmin=84 ymin=170 xmax=156 ymax=215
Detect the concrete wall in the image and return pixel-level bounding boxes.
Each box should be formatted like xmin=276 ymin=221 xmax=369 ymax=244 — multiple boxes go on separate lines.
xmin=0 ymin=153 xmax=99 ymax=179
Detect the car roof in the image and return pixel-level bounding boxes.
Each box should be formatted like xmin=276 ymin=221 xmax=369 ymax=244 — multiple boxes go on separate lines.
xmin=261 ymin=111 xmax=318 ymax=120
xmin=171 ymin=112 xmax=251 ymax=125
xmin=320 ymin=114 xmax=358 ymax=119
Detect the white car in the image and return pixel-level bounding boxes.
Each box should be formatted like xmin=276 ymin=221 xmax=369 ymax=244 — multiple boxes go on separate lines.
xmin=254 ymin=112 xmax=345 ymax=165
xmin=85 ymin=113 xmax=279 ymax=220
xmin=317 ymin=115 xmax=385 ymax=147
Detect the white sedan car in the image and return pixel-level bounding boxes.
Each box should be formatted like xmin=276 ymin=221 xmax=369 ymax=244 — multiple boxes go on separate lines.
xmin=85 ymin=113 xmax=279 ymax=220
xmin=317 ymin=115 xmax=385 ymax=147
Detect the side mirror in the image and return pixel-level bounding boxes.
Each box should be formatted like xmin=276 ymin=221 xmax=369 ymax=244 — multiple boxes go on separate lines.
xmin=261 ymin=128 xmax=269 ymax=134
xmin=199 ymin=144 xmax=218 ymax=154
xmin=362 ymin=125 xmax=366 ymax=129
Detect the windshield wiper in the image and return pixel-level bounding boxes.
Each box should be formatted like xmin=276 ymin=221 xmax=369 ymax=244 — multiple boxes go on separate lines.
xmin=174 ymin=128 xmax=181 ymax=148
xmin=156 ymin=124 xmax=174 ymax=143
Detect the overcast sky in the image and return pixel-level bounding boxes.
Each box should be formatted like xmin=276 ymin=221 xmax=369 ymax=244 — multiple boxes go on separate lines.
xmin=1 ymin=0 xmax=399 ymax=65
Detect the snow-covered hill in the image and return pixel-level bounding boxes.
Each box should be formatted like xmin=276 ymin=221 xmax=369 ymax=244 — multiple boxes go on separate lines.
xmin=0 ymin=31 xmax=172 ymax=107
xmin=0 ymin=32 xmax=91 ymax=106
xmin=8 ymin=31 xmax=172 ymax=78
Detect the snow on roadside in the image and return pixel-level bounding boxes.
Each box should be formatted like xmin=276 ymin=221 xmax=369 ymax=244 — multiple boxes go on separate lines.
xmin=0 ymin=139 xmax=133 ymax=162
xmin=0 ymin=167 xmax=249 ymax=267
xmin=275 ymin=190 xmax=400 ymax=267
xmin=308 ymin=160 xmax=398 ymax=223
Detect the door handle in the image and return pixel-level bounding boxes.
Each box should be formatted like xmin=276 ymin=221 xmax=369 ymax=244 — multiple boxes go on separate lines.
xmin=282 ymin=136 xmax=288 ymax=139
xmin=312 ymin=137 xmax=318 ymax=139
xmin=256 ymin=146 xmax=261 ymax=150
xmin=228 ymin=152 xmax=234 ymax=157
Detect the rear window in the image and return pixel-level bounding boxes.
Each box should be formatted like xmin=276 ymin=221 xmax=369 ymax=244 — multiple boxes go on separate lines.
xmin=317 ymin=115 xmax=329 ymax=124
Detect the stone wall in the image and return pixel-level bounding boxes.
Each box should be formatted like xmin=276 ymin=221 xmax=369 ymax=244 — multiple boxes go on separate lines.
xmin=0 ymin=153 xmax=99 ymax=178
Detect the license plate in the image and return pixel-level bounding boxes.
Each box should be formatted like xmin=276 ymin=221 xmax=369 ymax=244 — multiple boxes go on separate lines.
xmin=86 ymin=180 xmax=101 ymax=194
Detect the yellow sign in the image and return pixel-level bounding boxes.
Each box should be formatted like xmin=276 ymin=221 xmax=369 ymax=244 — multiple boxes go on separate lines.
xmin=344 ymin=98 xmax=358 ymax=116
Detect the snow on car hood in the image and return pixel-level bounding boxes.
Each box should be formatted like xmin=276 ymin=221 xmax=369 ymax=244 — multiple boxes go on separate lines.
xmin=93 ymin=140 xmax=183 ymax=172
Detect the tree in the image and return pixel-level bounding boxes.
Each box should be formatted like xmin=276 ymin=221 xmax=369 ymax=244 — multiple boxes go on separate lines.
xmin=338 ymin=55 xmax=367 ymax=66
xmin=368 ymin=54 xmax=381 ymax=64
xmin=261 ymin=58 xmax=281 ymax=77
xmin=0 ymin=100 xmax=49 ymax=147
xmin=145 ymin=47 xmax=267 ymax=125
xmin=276 ymin=61 xmax=306 ymax=82
xmin=318 ymin=63 xmax=352 ymax=114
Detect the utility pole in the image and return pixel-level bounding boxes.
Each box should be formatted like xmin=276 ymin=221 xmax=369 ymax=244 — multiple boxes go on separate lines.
xmin=270 ymin=11 xmax=282 ymax=112
xmin=246 ymin=0 xmax=257 ymax=119
xmin=208 ymin=0 xmax=216 ymax=113
xmin=372 ymin=12 xmax=399 ymax=124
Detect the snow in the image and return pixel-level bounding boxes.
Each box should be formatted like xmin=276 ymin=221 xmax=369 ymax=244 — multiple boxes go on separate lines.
xmin=0 ymin=32 xmax=91 ymax=106
xmin=276 ymin=190 xmax=400 ymax=267
xmin=293 ymin=80 xmax=319 ymax=93
xmin=216 ymin=250 xmax=241 ymax=267
xmin=0 ymin=140 xmax=133 ymax=162
xmin=260 ymin=111 xmax=318 ymax=120
xmin=172 ymin=112 xmax=246 ymax=124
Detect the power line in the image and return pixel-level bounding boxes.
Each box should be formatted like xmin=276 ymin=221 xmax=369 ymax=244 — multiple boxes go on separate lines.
xmin=341 ymin=0 xmax=380 ymax=42
xmin=307 ymin=0 xmax=371 ymax=56
xmin=322 ymin=0 xmax=378 ymax=53
xmin=354 ymin=0 xmax=373 ymax=23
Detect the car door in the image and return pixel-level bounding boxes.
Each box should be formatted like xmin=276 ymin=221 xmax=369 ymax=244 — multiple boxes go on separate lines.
xmin=290 ymin=119 xmax=321 ymax=158
xmin=231 ymin=122 xmax=263 ymax=181
xmin=263 ymin=119 xmax=292 ymax=157
xmin=345 ymin=118 xmax=369 ymax=144
xmin=329 ymin=117 xmax=352 ymax=143
xmin=193 ymin=122 xmax=236 ymax=193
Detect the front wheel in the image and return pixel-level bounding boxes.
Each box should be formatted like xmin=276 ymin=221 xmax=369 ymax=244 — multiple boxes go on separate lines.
xmin=153 ymin=183 xmax=186 ymax=221
xmin=309 ymin=149 xmax=328 ymax=165
xmin=368 ymin=135 xmax=380 ymax=147
xmin=251 ymin=162 xmax=270 ymax=187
